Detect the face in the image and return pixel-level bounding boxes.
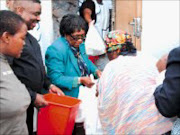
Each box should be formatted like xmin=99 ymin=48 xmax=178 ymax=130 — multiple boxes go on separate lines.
xmin=19 ymin=2 xmax=41 ymax=30
xmin=66 ymin=30 xmax=85 ymax=48
xmin=8 ymin=23 xmax=27 ymax=58
xmin=107 ymin=49 xmax=120 ymax=61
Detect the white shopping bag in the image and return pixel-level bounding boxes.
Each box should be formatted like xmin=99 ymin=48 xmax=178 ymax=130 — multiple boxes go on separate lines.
xmin=77 ymin=75 xmax=103 ymax=134
xmin=85 ymin=22 xmax=106 ymax=56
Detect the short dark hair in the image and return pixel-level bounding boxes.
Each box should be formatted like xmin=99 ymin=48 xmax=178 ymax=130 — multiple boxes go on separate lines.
xmin=14 ymin=0 xmax=41 ymax=4
xmin=0 ymin=10 xmax=25 ymax=36
xmin=13 ymin=0 xmax=41 ymax=11
xmin=31 ymin=0 xmax=41 ymax=3
xmin=59 ymin=14 xmax=86 ymax=36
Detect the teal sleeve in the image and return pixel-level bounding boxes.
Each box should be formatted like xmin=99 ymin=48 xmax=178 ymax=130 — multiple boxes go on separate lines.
xmin=86 ymin=56 xmax=98 ymax=78
xmin=72 ymin=77 xmax=79 ymax=88
xmin=45 ymin=46 xmax=78 ymax=90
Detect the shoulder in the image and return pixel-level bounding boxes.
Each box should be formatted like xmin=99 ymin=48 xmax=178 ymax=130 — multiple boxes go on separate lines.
xmin=25 ymin=32 xmax=40 ymax=49
xmin=168 ymin=47 xmax=180 ymax=63
xmin=103 ymin=1 xmax=113 ymax=9
xmin=48 ymin=37 xmax=68 ymax=51
xmin=26 ymin=32 xmax=38 ymax=42
xmin=169 ymin=47 xmax=180 ymax=56
xmin=46 ymin=37 xmax=68 ymax=57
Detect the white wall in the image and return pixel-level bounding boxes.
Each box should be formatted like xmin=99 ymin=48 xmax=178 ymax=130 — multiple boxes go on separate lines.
xmin=39 ymin=0 xmax=53 ymax=62
xmin=141 ymin=1 xmax=179 ymax=59
xmin=0 ymin=0 xmax=53 ymax=62
xmin=0 ymin=0 xmax=8 ymax=10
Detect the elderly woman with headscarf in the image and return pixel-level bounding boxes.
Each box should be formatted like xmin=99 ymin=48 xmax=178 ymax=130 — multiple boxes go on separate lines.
xmin=97 ymin=30 xmax=175 ymax=134
xmin=105 ymin=30 xmax=136 ymax=60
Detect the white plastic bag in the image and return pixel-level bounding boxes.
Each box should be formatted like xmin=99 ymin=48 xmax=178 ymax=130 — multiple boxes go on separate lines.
xmin=77 ymin=75 xmax=103 ymax=134
xmin=85 ymin=22 xmax=106 ymax=56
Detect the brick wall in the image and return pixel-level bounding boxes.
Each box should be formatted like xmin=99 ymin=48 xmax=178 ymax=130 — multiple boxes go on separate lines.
xmin=52 ymin=0 xmax=79 ymax=40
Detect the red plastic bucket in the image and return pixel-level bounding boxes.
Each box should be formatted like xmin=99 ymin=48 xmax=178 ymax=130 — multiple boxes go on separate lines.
xmin=37 ymin=93 xmax=81 ymax=135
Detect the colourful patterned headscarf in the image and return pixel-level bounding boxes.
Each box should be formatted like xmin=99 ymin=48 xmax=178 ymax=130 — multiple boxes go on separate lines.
xmin=105 ymin=30 xmax=136 ymax=55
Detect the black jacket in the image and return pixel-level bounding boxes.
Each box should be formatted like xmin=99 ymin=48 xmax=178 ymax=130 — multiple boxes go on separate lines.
xmin=154 ymin=46 xmax=180 ymax=118
xmin=8 ymin=33 xmax=51 ymax=102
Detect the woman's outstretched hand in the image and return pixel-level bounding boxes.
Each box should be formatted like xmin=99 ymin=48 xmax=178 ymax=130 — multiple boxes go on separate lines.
xmin=80 ymin=77 xmax=94 ymax=88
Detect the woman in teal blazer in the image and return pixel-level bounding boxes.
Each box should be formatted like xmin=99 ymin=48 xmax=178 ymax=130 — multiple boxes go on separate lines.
xmin=45 ymin=14 xmax=101 ymax=98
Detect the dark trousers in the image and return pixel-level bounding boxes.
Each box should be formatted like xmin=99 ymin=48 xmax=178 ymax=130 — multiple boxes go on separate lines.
xmin=26 ymin=102 xmax=34 ymax=135
xmin=72 ymin=122 xmax=85 ymax=135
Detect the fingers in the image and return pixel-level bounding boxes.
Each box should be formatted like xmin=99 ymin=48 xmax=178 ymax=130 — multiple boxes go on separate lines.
xmin=57 ymin=90 xmax=65 ymax=96
xmin=86 ymin=81 xmax=95 ymax=88
xmin=49 ymin=85 xmax=65 ymax=96
xmin=34 ymin=94 xmax=48 ymax=108
xmin=81 ymin=76 xmax=95 ymax=87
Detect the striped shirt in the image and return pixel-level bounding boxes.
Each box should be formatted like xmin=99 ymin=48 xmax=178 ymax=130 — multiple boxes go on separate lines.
xmin=98 ymin=54 xmax=175 ymax=134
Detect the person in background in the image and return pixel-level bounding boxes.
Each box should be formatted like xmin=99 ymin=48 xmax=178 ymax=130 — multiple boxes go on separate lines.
xmin=79 ymin=0 xmax=112 ymax=70
xmin=45 ymin=14 xmax=101 ymax=135
xmin=0 ymin=10 xmax=30 ymax=135
xmin=7 ymin=0 xmax=64 ymax=134
xmin=154 ymin=46 xmax=180 ymax=134
xmin=79 ymin=0 xmax=99 ymax=64
xmin=79 ymin=0 xmax=96 ymax=33
xmin=79 ymin=0 xmax=112 ymax=38
xmin=94 ymin=0 xmax=112 ymax=39
xmin=97 ymin=30 xmax=174 ymax=134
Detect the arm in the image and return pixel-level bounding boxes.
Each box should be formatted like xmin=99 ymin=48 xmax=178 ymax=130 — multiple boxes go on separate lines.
xmin=156 ymin=54 xmax=168 ymax=73
xmin=26 ymin=86 xmax=37 ymax=102
xmin=45 ymin=45 xmax=79 ymax=90
xmin=43 ymin=74 xmax=51 ymax=90
xmin=25 ymin=86 xmax=48 ymax=108
xmin=154 ymin=47 xmax=180 ymax=117
xmin=88 ymin=59 xmax=100 ymax=78
xmin=83 ymin=8 xmax=93 ymax=25
xmin=80 ymin=44 xmax=101 ymax=78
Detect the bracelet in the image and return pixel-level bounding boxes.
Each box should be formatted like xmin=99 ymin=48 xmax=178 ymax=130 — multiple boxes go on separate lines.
xmin=78 ymin=77 xmax=81 ymax=84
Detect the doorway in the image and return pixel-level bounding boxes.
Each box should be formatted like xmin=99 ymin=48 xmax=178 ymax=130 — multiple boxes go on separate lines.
xmin=115 ymin=0 xmax=142 ymax=50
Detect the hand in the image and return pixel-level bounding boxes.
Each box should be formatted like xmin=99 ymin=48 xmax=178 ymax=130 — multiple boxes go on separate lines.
xmin=34 ymin=93 xmax=48 ymax=108
xmin=89 ymin=20 xmax=95 ymax=26
xmin=84 ymin=8 xmax=93 ymax=24
xmin=96 ymin=70 xmax=102 ymax=78
xmin=49 ymin=84 xmax=64 ymax=96
xmin=80 ymin=76 xmax=94 ymax=88
xmin=156 ymin=54 xmax=168 ymax=73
